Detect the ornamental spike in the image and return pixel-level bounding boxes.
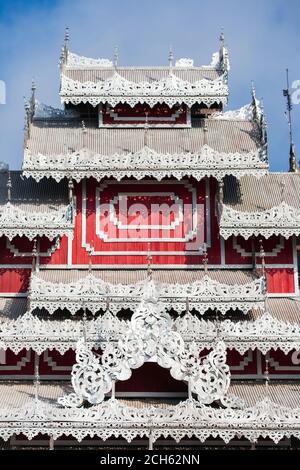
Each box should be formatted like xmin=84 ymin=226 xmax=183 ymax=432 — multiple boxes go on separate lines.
xmin=264 ymin=357 xmax=269 ymax=393
xmin=34 ymin=359 xmax=40 ymax=406
xmin=32 ymin=238 xmax=37 ymax=272
xmin=31 ymin=78 xmax=36 ymax=119
xmin=259 ymin=239 xmax=266 ymax=278
xmin=7 ymin=171 xmax=11 ymax=202
xmin=168 ymin=46 xmax=173 ymax=69
xmin=202 ymin=243 xmax=208 ymax=273
xmin=113 ymin=45 xmax=119 ymax=68
xmin=147 ymin=242 xmax=153 ymax=280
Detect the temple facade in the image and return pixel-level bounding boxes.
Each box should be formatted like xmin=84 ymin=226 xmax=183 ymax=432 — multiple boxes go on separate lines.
xmin=1 ymin=31 xmax=300 ymax=449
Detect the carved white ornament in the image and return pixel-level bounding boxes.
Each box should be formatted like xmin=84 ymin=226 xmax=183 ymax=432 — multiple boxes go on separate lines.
xmin=220 ymin=201 xmax=300 ymax=239
xmin=175 ymin=58 xmax=194 ymax=67
xmin=0 ymin=202 xmax=74 ymax=240
xmin=1 ymin=310 xmax=300 ymax=356
xmin=23 ymin=144 xmax=268 ymax=183
xmin=1 ymin=395 xmax=300 ymax=443
xmin=58 ymin=288 xmax=235 ymax=407
xmin=28 ymin=273 xmax=266 ymax=316
xmin=60 ymin=72 xmax=229 ymax=108
xmin=66 ymin=52 xmax=113 ymax=68
xmin=212 ymin=100 xmax=262 ymax=121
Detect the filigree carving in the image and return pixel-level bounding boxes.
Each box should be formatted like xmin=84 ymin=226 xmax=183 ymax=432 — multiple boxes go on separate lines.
xmin=23 ymin=144 xmax=268 ymax=182
xmin=220 ymin=201 xmax=300 ymax=239
xmin=0 ymin=202 xmax=74 ymax=240
xmin=1 ymin=394 xmax=300 ymax=444
xmin=60 ymin=72 xmax=229 ymax=108
xmin=66 ymin=52 xmax=113 ymax=68
xmin=28 ymin=274 xmax=266 ymax=316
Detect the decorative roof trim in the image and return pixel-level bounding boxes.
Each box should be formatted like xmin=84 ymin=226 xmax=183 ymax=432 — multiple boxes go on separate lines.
xmin=60 ymin=72 xmax=228 ymax=107
xmin=220 ymin=201 xmax=300 ymax=240
xmin=66 ymin=52 xmax=113 ymax=68
xmin=28 ymin=274 xmax=266 ymax=316
xmin=211 ymin=100 xmax=263 ymax=121
xmin=0 ymin=202 xmax=74 ymax=241
xmin=23 ymin=145 xmax=268 ymax=183
xmin=1 ymin=311 xmax=298 ymax=356
xmin=0 ymin=396 xmax=300 ymax=443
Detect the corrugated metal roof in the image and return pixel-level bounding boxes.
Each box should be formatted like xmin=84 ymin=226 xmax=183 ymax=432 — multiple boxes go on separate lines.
xmin=63 ymin=67 xmax=221 ymax=84
xmin=0 ymin=171 xmax=69 ymax=211
xmin=27 ymin=119 xmax=260 ymax=156
xmin=223 ymin=173 xmax=300 ymax=211
xmin=0 ymin=381 xmax=299 ymax=409
xmin=35 ymin=269 xmax=258 ymax=285
xmin=0 ymin=298 xmax=28 ymax=322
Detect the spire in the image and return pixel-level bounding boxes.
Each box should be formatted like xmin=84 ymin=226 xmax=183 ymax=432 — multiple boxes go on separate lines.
xmin=7 ymin=171 xmax=11 ymax=202
xmin=64 ymin=27 xmax=69 ymax=60
xmin=219 ymin=29 xmax=225 ymax=64
xmin=30 ymin=79 xmax=36 ymax=119
xmin=283 ymin=68 xmax=298 ymax=172
xmin=113 ymin=46 xmax=119 ymax=68
xmin=147 ymin=242 xmax=153 ymax=279
xmin=202 ymin=243 xmax=208 ymax=274
xmin=290 ymin=143 xmax=297 ymax=172
xmin=168 ymin=46 xmax=173 ymax=69
xmin=259 ymin=239 xmax=266 ymax=278
xmin=34 ymin=360 xmax=40 ymax=406
xmin=32 ymin=238 xmax=37 ymax=272
xmin=264 ymin=357 xmax=270 ymax=393
xmin=144 ymin=111 xmax=149 ymax=146
xmin=81 ymin=120 xmax=87 ymax=148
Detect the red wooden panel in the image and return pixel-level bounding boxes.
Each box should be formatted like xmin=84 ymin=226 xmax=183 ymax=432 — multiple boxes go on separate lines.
xmin=0 ymin=268 xmax=31 ymax=293
xmin=102 ymin=103 xmax=187 ymax=125
xmin=0 ymin=349 xmax=34 ymax=375
xmin=72 ymin=177 xmax=221 ymax=266
xmin=266 ymin=268 xmax=294 ymax=293
xmin=225 ymin=235 xmax=294 ymax=265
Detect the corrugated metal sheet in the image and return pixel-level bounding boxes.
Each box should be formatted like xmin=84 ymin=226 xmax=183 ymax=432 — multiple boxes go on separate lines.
xmin=0 ymin=381 xmax=299 ymax=409
xmin=63 ymin=67 xmax=221 ymax=84
xmin=0 ymin=298 xmax=28 ymax=322
xmin=35 ymin=269 xmax=258 ymax=285
xmin=223 ymin=173 xmax=300 ymax=211
xmin=28 ymin=119 xmax=260 ymax=156
xmin=0 ymin=171 xmax=69 ymax=212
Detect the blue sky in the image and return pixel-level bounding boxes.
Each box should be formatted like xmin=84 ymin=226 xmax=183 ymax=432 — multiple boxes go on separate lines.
xmin=0 ymin=0 xmax=300 ymax=170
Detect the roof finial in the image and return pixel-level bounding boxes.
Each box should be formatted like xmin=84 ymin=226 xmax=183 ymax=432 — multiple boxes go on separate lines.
xmin=147 ymin=242 xmax=153 ymax=280
xmin=32 ymin=238 xmax=37 ymax=272
xmin=168 ymin=46 xmax=173 ymax=69
xmin=31 ymin=79 xmax=36 ymax=118
xmin=202 ymin=243 xmax=208 ymax=274
xmin=83 ymin=307 xmax=87 ymax=343
xmin=34 ymin=360 xmax=40 ymax=406
xmin=64 ymin=27 xmax=69 ymax=51
xmin=81 ymin=120 xmax=87 ymax=148
xmin=280 ymin=178 xmax=286 ymax=203
xmin=87 ymin=242 xmax=93 ymax=273
xmin=259 ymin=239 xmax=266 ymax=278
xmin=7 ymin=171 xmax=11 ymax=202
xmin=219 ymin=29 xmax=225 ymax=64
xmin=144 ymin=111 xmax=149 ymax=146
xmin=264 ymin=356 xmax=269 ymax=393
xmin=68 ymin=177 xmax=74 ymax=204
xmin=283 ymin=68 xmax=298 ymax=172
xmin=113 ymin=45 xmax=119 ymax=68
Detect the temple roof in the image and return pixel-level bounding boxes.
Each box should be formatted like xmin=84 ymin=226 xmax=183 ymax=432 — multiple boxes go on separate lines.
xmin=0 ymin=171 xmax=73 ymax=240
xmin=220 ymin=173 xmax=300 ymax=239
xmin=23 ymin=117 xmax=267 ymax=181
xmin=60 ymin=47 xmax=229 ymax=108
